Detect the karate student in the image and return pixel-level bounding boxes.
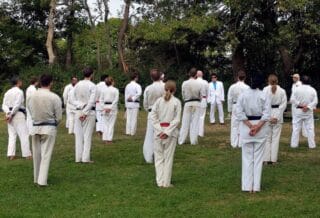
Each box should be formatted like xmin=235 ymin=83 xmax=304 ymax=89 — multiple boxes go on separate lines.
xmin=27 ymin=74 xmax=62 ymax=186
xmin=95 ymin=74 xmax=108 ymax=134
xmin=150 ymin=80 xmax=181 ymax=188
xmin=143 ymin=69 xmax=165 ymax=163
xmin=178 ymin=67 xmax=203 ymax=145
xmin=236 ymin=75 xmax=271 ymax=193
xmin=99 ymin=77 xmax=119 ymax=143
xmin=26 ymin=77 xmax=38 ymax=133
xmin=290 ymin=75 xmax=318 ymax=149
xmin=227 ymin=70 xmax=249 ymax=148
xmin=62 ymin=76 xmax=78 ymax=134
xmin=124 ymin=72 xmax=142 ymax=136
xmin=263 ymin=74 xmax=287 ymax=164
xmin=2 ymin=78 xmax=32 ymax=160
xmin=71 ymin=67 xmax=96 ymax=163
xmin=208 ymin=72 xmax=225 ymax=124
xmin=63 ymin=76 xmax=78 ymax=131
xmin=196 ymin=70 xmax=209 ymax=137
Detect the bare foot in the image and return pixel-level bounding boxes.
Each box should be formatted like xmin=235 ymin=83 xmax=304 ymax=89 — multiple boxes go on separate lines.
xmin=9 ymin=156 xmax=16 ymax=160
xmin=25 ymin=156 xmax=32 ymax=160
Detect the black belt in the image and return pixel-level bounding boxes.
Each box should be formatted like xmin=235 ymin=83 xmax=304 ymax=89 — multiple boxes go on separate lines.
xmin=247 ymin=116 xmax=262 ymax=120
xmin=184 ymin=99 xmax=200 ymax=103
xmin=76 ymin=106 xmax=96 ymax=111
xmin=104 ymin=102 xmax=112 ymax=105
xmin=33 ymin=121 xmax=57 ymax=127
xmin=297 ymin=106 xmax=304 ymax=109
xmin=148 ymin=109 xmax=152 ymax=112
xmin=271 ymin=105 xmax=279 ymax=108
xmin=9 ymin=107 xmax=26 ymax=115
xmin=233 ymin=102 xmax=237 ymax=104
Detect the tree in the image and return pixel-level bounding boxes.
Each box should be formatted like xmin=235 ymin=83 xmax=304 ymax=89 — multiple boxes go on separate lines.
xmin=46 ymin=0 xmax=57 ymax=65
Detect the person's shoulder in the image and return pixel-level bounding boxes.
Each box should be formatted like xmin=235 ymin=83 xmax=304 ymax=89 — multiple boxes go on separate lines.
xmin=173 ymin=96 xmax=182 ymax=105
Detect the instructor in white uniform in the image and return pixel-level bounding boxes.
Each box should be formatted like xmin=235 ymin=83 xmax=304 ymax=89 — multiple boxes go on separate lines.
xmin=208 ymin=73 xmax=225 ymax=124
xmin=227 ymin=70 xmax=249 ymax=148
xmin=290 ymin=75 xmax=318 ymax=149
xmin=28 ymin=74 xmax=62 ymax=186
xmin=236 ymin=75 xmax=270 ymax=193
xmin=143 ymin=69 xmax=165 ymax=163
xmin=196 ymin=70 xmax=209 ymax=137
xmin=2 ymin=78 xmax=32 ymax=160
xmin=178 ymin=67 xmax=203 ymax=145
xmin=124 ymin=73 xmax=142 ymax=136
xmin=71 ymin=67 xmax=96 ymax=163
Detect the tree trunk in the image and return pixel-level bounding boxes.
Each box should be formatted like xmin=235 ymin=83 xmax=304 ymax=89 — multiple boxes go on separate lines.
xmin=231 ymin=44 xmax=245 ymax=80
xmin=103 ymin=0 xmax=113 ymax=69
xmin=117 ymin=0 xmax=131 ymax=73
xmin=46 ymin=0 xmax=57 ymax=65
xmin=65 ymin=0 xmax=75 ymax=68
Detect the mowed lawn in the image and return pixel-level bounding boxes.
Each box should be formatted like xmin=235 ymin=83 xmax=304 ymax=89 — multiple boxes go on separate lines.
xmin=0 ymin=111 xmax=320 ymax=217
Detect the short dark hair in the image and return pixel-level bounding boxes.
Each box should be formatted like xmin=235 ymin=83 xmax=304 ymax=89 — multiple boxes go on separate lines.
xmin=30 ymin=76 xmax=38 ymax=85
xmin=301 ymin=75 xmax=311 ymax=85
xmin=83 ymin=67 xmax=94 ymax=78
xmin=106 ymin=77 xmax=114 ymax=86
xmin=211 ymin=72 xmax=217 ymax=78
xmin=71 ymin=75 xmax=77 ymax=80
xmin=189 ymin=67 xmax=197 ymax=78
xmin=250 ymin=73 xmax=264 ymax=90
xmin=11 ymin=77 xmax=20 ymax=86
xmin=150 ymin=69 xmax=161 ymax=81
xmin=100 ymin=74 xmax=109 ymax=81
xmin=130 ymin=72 xmax=139 ymax=81
xmin=238 ymin=70 xmax=246 ymax=81
xmin=40 ymin=74 xmax=53 ymax=87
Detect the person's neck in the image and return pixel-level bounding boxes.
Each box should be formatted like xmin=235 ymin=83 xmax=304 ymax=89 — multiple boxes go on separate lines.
xmin=41 ymin=86 xmax=51 ymax=90
xmin=84 ymin=77 xmax=91 ymax=81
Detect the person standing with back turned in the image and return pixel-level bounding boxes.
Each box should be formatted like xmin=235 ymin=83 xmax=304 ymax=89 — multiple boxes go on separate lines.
xmin=71 ymin=67 xmax=96 ymax=163
xmin=196 ymin=70 xmax=209 ymax=137
xmin=27 ymin=74 xmax=62 ymax=186
xmin=236 ymin=74 xmax=271 ymax=193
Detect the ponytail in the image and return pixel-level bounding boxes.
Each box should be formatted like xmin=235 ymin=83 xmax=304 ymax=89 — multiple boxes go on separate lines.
xmin=268 ymin=74 xmax=278 ymax=94
xmin=271 ymin=84 xmax=277 ymax=94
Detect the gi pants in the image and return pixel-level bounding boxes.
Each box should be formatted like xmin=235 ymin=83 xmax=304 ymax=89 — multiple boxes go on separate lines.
xmin=143 ymin=113 xmax=154 ymax=163
xmin=198 ymin=98 xmax=207 ymax=137
xmin=102 ymin=110 xmax=117 ymax=141
xmin=264 ymin=123 xmax=282 ymax=162
xmin=126 ymin=108 xmax=139 ymax=136
xmin=178 ymin=104 xmax=200 ymax=145
xmin=230 ymin=104 xmax=241 ymax=148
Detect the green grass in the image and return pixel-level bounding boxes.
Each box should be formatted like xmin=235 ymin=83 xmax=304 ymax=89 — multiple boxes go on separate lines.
xmin=0 ymin=111 xmax=320 ymax=217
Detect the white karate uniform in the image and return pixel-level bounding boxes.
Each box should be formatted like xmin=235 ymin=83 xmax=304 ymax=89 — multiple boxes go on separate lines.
xmin=95 ymin=81 xmax=107 ymax=132
xmin=236 ymin=88 xmax=271 ymax=192
xmin=208 ymin=81 xmax=225 ymax=124
xmin=2 ymin=87 xmax=31 ymax=158
xmin=142 ymin=81 xmax=165 ymax=163
xmin=263 ymin=85 xmax=287 ymax=162
xmin=62 ymin=84 xmax=73 ymax=129
xmin=26 ymin=84 xmax=37 ymax=133
xmin=99 ymin=85 xmax=119 ymax=141
xmin=124 ymin=81 xmax=142 ymax=136
xmin=196 ymin=77 xmax=209 ymax=137
xmin=150 ymin=96 xmax=181 ymax=187
xmin=290 ymin=84 xmax=318 ymax=148
xmin=227 ymin=81 xmax=249 ymax=148
xmin=66 ymin=88 xmax=76 ymax=134
xmin=178 ymin=78 xmax=203 ymax=145
xmin=71 ymin=79 xmax=96 ymax=163
xmin=27 ymin=88 xmax=62 ymax=186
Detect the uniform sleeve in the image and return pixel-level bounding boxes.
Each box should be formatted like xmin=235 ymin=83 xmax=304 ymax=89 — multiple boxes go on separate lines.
xmin=2 ymin=93 xmax=10 ymax=114
xmin=150 ymin=99 xmax=163 ymax=136
xmin=112 ymin=89 xmax=119 ymax=109
xmin=181 ymin=82 xmax=186 ymax=101
xmin=290 ymin=91 xmax=299 ymax=107
xmin=62 ymin=85 xmax=69 ymax=106
xmin=220 ymin=82 xmax=225 ymax=101
xmin=307 ymin=88 xmax=318 ymax=110
xmin=143 ymin=87 xmax=148 ymax=111
xmin=83 ymin=84 xmax=96 ymax=115
xmin=54 ymin=96 xmax=63 ymax=123
xmin=235 ymin=95 xmax=248 ymax=121
xmin=278 ymin=90 xmax=288 ymax=115
xmin=207 ymin=83 xmax=211 ymax=103
xmin=163 ymin=100 xmax=182 ymax=137
xmin=11 ymin=90 xmax=24 ymax=115
xmin=131 ymin=84 xmax=142 ymax=102
xmin=227 ymin=86 xmax=233 ymax=112
xmin=261 ymin=94 xmax=271 ymax=121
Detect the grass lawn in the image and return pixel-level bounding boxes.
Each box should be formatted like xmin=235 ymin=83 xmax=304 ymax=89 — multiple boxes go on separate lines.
xmin=0 ymin=111 xmax=319 ymax=217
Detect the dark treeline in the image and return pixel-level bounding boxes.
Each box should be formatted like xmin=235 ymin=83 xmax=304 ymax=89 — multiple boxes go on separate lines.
xmin=0 ymin=0 xmax=319 ymax=100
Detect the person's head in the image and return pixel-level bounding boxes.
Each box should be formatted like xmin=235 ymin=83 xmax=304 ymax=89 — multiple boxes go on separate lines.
xmin=189 ymin=67 xmax=197 ymax=78
xmin=71 ymin=76 xmax=78 ymax=86
xmin=130 ymin=72 xmax=139 ymax=82
xmin=160 ymin=72 xmax=165 ymax=81
xmin=292 ymin=73 xmax=300 ymax=83
xmin=150 ymin=69 xmax=161 ymax=81
xmin=211 ymin=72 xmax=217 ymax=82
xmin=250 ymin=73 xmax=264 ymax=90
xmin=268 ymin=74 xmax=278 ymax=94
xmin=105 ymin=77 xmax=114 ymax=87
xmin=11 ymin=77 xmax=22 ymax=88
xmin=237 ymin=70 xmax=246 ymax=81
xmin=301 ymin=75 xmax=311 ymax=85
xmin=83 ymin=67 xmax=94 ymax=79
xmin=197 ymin=70 xmax=203 ymax=78
xmin=100 ymin=74 xmax=109 ymax=82
xmin=164 ymin=80 xmax=176 ymax=101
xmin=30 ymin=77 xmax=39 ymax=86
xmin=40 ymin=74 xmax=53 ymax=88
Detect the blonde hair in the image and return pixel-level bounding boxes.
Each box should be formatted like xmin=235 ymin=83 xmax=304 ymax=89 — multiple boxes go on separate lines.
xmin=268 ymin=74 xmax=278 ymax=94
xmin=164 ymin=80 xmax=176 ymax=101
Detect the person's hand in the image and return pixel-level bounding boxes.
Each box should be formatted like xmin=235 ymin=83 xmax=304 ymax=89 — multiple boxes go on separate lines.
xmin=127 ymin=96 xmax=133 ymax=102
xmin=302 ymin=106 xmax=309 ymax=112
xmin=159 ymin=132 xmax=168 ymax=139
xmin=270 ymin=118 xmax=278 ymax=124
xmin=104 ymin=108 xmax=111 ymax=113
xmin=5 ymin=114 xmax=12 ymax=123
xmin=79 ymin=114 xmax=87 ymax=122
